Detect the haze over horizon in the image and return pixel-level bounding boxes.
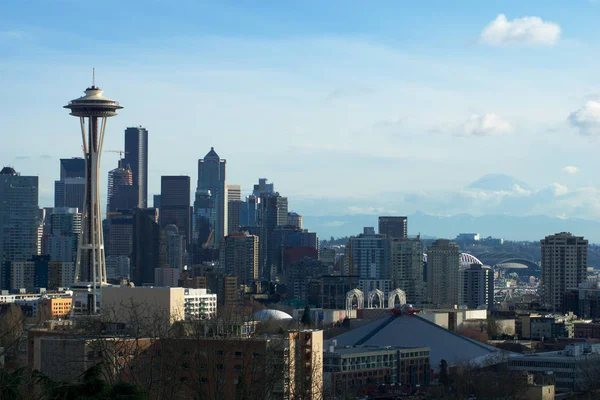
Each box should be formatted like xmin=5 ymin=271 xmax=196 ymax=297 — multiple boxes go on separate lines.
xmin=3 ymin=0 xmax=600 ymax=233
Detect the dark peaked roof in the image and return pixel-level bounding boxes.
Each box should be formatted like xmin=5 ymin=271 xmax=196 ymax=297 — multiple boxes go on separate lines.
xmin=331 ymin=313 xmax=500 ymax=367
xmin=0 ymin=167 xmax=17 ymax=175
xmin=204 ymin=147 xmax=219 ymax=159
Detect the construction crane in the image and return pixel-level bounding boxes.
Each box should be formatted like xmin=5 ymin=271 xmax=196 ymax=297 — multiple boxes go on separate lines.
xmin=202 ymin=229 xmax=215 ymax=249
xmin=104 ymin=150 xmax=128 ymax=159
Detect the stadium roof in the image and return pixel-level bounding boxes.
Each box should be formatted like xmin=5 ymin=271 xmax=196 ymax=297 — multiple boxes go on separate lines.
xmin=252 ymin=309 xmax=294 ymax=321
xmin=330 ymin=313 xmax=502 ymax=368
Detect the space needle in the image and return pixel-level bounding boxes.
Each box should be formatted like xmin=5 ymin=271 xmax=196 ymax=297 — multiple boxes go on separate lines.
xmin=64 ymin=72 xmax=122 ymax=313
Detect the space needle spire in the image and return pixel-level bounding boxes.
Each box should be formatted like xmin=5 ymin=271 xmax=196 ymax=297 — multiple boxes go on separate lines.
xmin=64 ymin=74 xmax=123 ymax=313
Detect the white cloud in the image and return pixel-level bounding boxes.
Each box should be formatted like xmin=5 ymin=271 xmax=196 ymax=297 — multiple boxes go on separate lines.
xmin=562 ymin=165 xmax=579 ymax=174
xmin=513 ymin=184 xmax=532 ymax=196
xmin=568 ymin=101 xmax=600 ymax=136
xmin=479 ymin=14 xmax=561 ymax=46
xmin=550 ymin=182 xmax=569 ymax=196
xmin=346 ymin=206 xmax=386 ymax=215
xmin=324 ymin=220 xmax=346 ymax=227
xmin=463 ymin=113 xmax=514 ymax=136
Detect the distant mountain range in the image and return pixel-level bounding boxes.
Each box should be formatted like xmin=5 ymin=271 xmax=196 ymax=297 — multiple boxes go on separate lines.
xmin=302 ymin=212 xmax=600 ymax=243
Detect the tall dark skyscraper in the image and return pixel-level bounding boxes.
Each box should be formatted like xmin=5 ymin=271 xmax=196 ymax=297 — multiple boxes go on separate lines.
xmin=59 ymin=158 xmax=85 ymax=180
xmin=124 ymin=126 xmax=148 ymax=208
xmin=132 ymin=208 xmax=166 ymax=286
xmin=378 ymin=216 xmax=408 ymax=239
xmin=259 ymin=189 xmax=288 ymax=280
xmin=160 ymin=176 xmax=191 ymax=246
xmin=196 ymin=148 xmax=227 ymax=248
xmin=54 ymin=158 xmax=85 ymax=211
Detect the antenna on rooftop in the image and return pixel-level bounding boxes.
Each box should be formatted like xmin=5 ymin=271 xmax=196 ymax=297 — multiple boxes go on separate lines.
xmin=92 ymin=68 xmax=96 ymax=87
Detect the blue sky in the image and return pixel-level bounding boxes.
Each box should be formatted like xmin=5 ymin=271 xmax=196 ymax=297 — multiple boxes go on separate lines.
xmin=2 ymin=1 xmax=600 ymax=221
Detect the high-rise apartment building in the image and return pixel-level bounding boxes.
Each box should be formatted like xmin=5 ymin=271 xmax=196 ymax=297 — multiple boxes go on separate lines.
xmin=426 ymin=239 xmax=460 ymax=307
xmin=131 ymin=208 xmax=166 ymax=286
xmin=124 ymin=126 xmax=148 ymax=208
xmin=460 ymin=263 xmax=494 ymax=309
xmin=347 ymin=227 xmax=389 ymax=280
xmin=196 ymin=148 xmax=227 ymax=248
xmin=220 ymin=233 xmax=259 ymax=284
xmin=389 ymin=237 xmax=425 ymax=304
xmin=378 ymin=216 xmax=407 ymax=239
xmin=541 ymin=232 xmax=588 ymax=312
xmin=0 ymin=167 xmax=40 ymax=263
xmin=160 ymin=176 xmax=191 ymax=246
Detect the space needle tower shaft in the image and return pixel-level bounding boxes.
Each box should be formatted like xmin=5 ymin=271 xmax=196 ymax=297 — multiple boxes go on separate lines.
xmin=64 ymin=74 xmax=122 ymax=313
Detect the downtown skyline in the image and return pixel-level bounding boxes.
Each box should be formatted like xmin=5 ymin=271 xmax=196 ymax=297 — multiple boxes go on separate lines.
xmin=3 ymin=1 xmax=600 ymax=227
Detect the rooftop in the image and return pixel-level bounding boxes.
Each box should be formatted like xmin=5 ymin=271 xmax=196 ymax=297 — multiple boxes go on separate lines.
xmin=0 ymin=166 xmax=17 ymax=175
xmin=331 ymin=313 xmax=502 ymax=367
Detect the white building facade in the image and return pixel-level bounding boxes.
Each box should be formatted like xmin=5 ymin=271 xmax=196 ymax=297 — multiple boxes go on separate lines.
xmin=184 ymin=288 xmax=217 ymax=320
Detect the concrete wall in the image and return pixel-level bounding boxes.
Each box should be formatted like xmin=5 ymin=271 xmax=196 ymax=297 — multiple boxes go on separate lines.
xmin=101 ymin=286 xmax=184 ymax=325
xmin=419 ymin=312 xmax=449 ymax=329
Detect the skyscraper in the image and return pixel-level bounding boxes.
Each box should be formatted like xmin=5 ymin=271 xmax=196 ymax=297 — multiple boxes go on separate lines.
xmin=240 ymin=195 xmax=260 ymax=227
xmin=59 ymin=157 xmax=85 ymax=180
xmin=253 ymin=178 xmax=274 ymax=197
xmin=389 ymin=237 xmax=425 ymax=304
xmin=227 ymin=199 xmax=242 ymax=235
xmin=227 ymin=184 xmax=241 ymax=201
xmin=124 ymin=126 xmax=148 ymax=208
xmin=378 ymin=216 xmax=407 ymax=239
xmin=460 ymin=263 xmax=494 ymax=309
xmin=45 ymin=207 xmax=81 ymax=262
xmin=347 ymin=227 xmax=389 ymax=280
xmin=269 ymin=225 xmax=318 ymax=276
xmin=165 ymin=224 xmax=184 ymax=270
xmin=55 ymin=159 xmax=85 ymax=211
xmin=287 ymin=212 xmax=303 ymax=229
xmin=220 ymin=233 xmax=259 ymax=284
xmin=192 ymin=189 xmax=214 ymax=258
xmin=259 ymin=191 xmax=288 ymax=280
xmin=107 ymin=211 xmax=133 ymax=258
xmin=160 ymin=176 xmax=191 ymax=246
xmin=426 ymin=239 xmax=460 ymax=307
xmin=131 ymin=208 xmax=166 ymax=286
xmin=196 ymin=148 xmax=227 ymax=248
xmin=107 ymin=159 xmax=137 ymax=213
xmin=0 ymin=167 xmax=39 ymax=262
xmin=541 ymin=232 xmax=588 ymax=312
